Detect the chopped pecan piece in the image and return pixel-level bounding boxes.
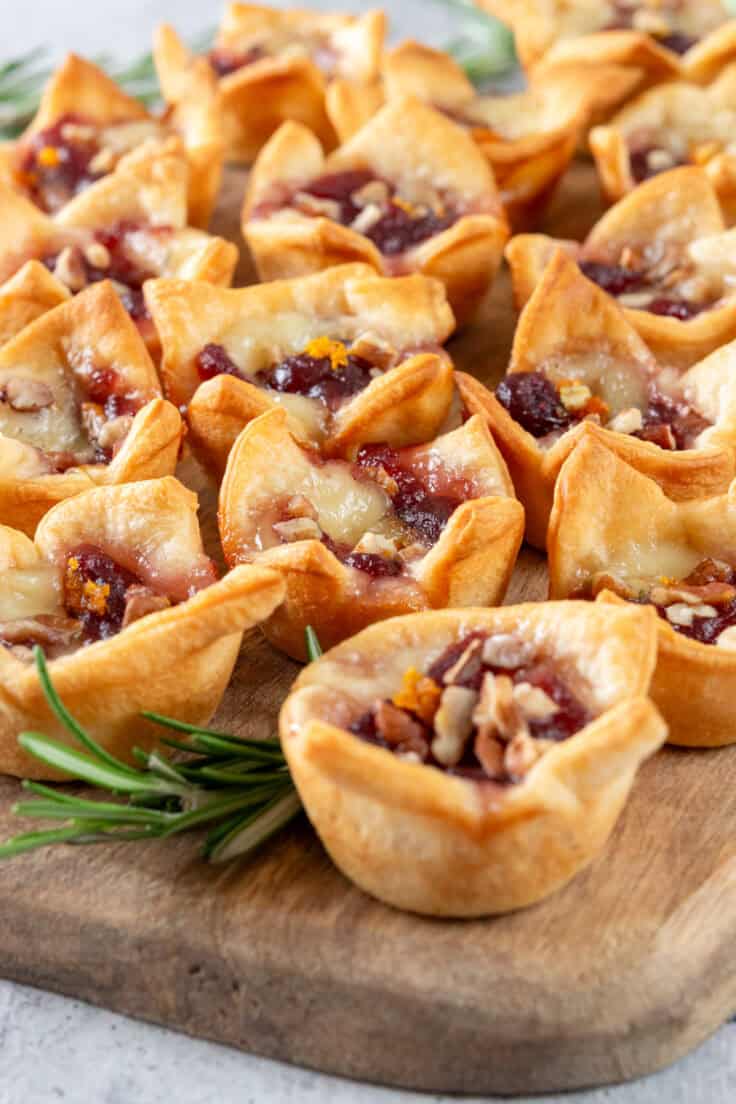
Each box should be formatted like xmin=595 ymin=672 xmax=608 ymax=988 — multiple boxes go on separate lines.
xmin=84 ymin=242 xmax=111 ymax=269
xmin=608 ymin=407 xmax=643 ymax=435
xmin=442 ymin=637 xmax=483 ymax=686
xmin=349 ymin=331 xmax=396 ymax=370
xmin=97 ymin=414 xmax=134 ymax=451
xmin=504 ymin=730 xmax=544 ymax=780
xmin=0 ymin=615 xmax=81 ymax=648
xmin=53 ymin=245 xmax=87 ymax=292
xmin=285 ymin=494 xmax=318 ymax=521
xmin=431 ymin=685 xmax=477 ymax=766
xmin=513 ymin=682 xmax=560 ymax=722
xmin=651 ymin=581 xmax=736 ymax=607
xmin=351 ymin=531 xmax=400 ymax=560
xmin=684 ymin=558 xmax=734 ymax=586
xmin=480 ymin=633 xmax=533 ymax=669
xmin=473 ymin=728 xmax=505 ymax=778
xmin=2 ymin=377 xmax=54 ymax=412
xmin=273 ymin=517 xmax=323 ymax=542
xmin=374 ymin=700 xmax=429 ymax=759
xmin=472 ymin=671 xmax=529 ymax=744
xmin=293 ymin=192 xmax=341 ymax=219
xmin=122 ymin=585 xmax=171 ymax=628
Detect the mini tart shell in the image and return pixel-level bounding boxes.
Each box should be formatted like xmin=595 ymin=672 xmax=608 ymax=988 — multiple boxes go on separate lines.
xmin=242 ymin=97 xmax=509 ymax=325
xmin=0 ymin=477 xmax=285 ymax=779
xmin=144 ymin=264 xmax=456 ymax=473
xmin=589 ymin=67 xmax=736 ymax=214
xmin=0 ymin=260 xmax=70 ymax=346
xmin=0 ymin=282 xmax=183 ymax=535
xmin=218 ymin=407 xmax=523 ymax=661
xmin=279 ymin=601 xmax=666 ymax=917
xmin=327 ymin=41 xmax=588 ymax=230
xmin=0 ymin=52 xmax=224 ymax=229
xmin=154 ymin=7 xmax=385 ymax=164
xmin=506 ymin=166 xmax=736 ymax=369
xmin=548 ymin=435 xmax=736 ymax=747
xmin=459 ymin=250 xmax=736 ymax=548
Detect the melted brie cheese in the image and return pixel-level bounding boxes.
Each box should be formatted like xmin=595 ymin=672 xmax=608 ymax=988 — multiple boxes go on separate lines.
xmin=0 ymin=565 xmax=61 ymax=621
xmin=544 ymin=353 xmax=649 ymax=415
xmin=306 ymin=463 xmax=390 ymax=545
xmin=0 ymin=366 xmax=89 ymax=457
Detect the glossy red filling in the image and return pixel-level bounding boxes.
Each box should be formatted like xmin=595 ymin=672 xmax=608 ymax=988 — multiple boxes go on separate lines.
xmin=195 ymin=342 xmax=375 ymax=409
xmin=17 ymin=114 xmax=104 ymax=214
xmin=64 ymin=545 xmax=143 ymax=641
xmin=291 ymin=170 xmax=457 ymax=256
xmin=208 ymin=45 xmax=267 ymax=76
xmin=578 ymin=259 xmax=707 ymax=319
xmin=355 ymin=443 xmax=471 ymax=547
xmin=350 ymin=631 xmax=590 ymax=782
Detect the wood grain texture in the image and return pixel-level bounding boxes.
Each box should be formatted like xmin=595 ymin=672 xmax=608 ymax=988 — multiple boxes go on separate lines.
xmin=1 ymin=163 xmax=733 ymax=1096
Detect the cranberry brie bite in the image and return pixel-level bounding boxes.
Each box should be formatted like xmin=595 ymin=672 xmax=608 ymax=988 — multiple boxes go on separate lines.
xmin=590 ymin=65 xmax=736 ymax=226
xmin=154 ymin=4 xmax=385 ymax=163
xmin=479 ymin=2 xmax=734 ymax=120
xmin=327 ymin=41 xmax=588 ymax=229
xmin=0 ymin=261 xmax=70 ymax=347
xmin=0 ymin=281 xmax=182 ymax=535
xmin=0 ymin=53 xmax=224 ymax=229
xmin=0 ymin=147 xmax=237 ymax=356
xmin=550 ymin=437 xmax=736 ymax=747
xmin=218 ymin=408 xmax=523 ymax=660
xmin=0 ymin=476 xmax=284 ymax=778
xmin=242 ymin=97 xmax=509 ymax=324
xmin=458 ymin=250 xmax=736 ymax=547
xmin=280 ymin=602 xmax=665 ymax=916
xmin=145 ymin=264 xmax=456 ymax=476
xmin=507 ymin=167 xmax=736 ymax=369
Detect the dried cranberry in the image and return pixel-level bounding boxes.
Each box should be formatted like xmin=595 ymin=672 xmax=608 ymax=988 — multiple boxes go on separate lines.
xmin=344 ymin=552 xmax=402 ymax=577
xmin=658 ymin=32 xmax=697 ymax=55
xmin=647 ymin=297 xmax=704 ymax=320
xmin=579 ymin=260 xmax=645 ymax=296
xmin=364 ymin=203 xmax=455 ymax=257
xmin=637 ymin=388 xmax=710 ymax=450
xmin=512 ymin=662 xmax=590 ymax=742
xmin=18 ymin=114 xmax=103 ymax=213
xmin=196 ymin=343 xmax=243 ymax=382
xmin=83 ymin=366 xmax=118 ymax=404
xmin=261 ymin=351 xmax=373 ymax=407
xmin=495 ymin=371 xmax=574 ymax=438
xmin=303 ymin=170 xmax=377 ymax=223
xmin=629 ymin=147 xmax=686 ymax=184
xmin=356 ymin=443 xmax=464 ymax=547
xmin=208 ymin=46 xmax=266 ymax=76
xmin=426 ymin=631 xmax=487 ymax=689
xmin=64 ymin=546 xmax=141 ymax=641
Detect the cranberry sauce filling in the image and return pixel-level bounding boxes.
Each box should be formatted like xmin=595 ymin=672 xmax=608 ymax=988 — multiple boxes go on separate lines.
xmin=43 ymin=221 xmax=166 ymax=321
xmin=350 ymin=631 xmax=591 ymax=783
xmin=16 ymin=115 xmax=105 ymax=214
xmin=647 ymin=559 xmax=736 ymax=644
xmin=495 ymin=372 xmax=575 ymax=438
xmin=355 ymin=443 xmax=470 ymax=547
xmin=629 ymin=146 xmax=688 ymax=185
xmin=195 ymin=340 xmax=375 ymax=409
xmin=636 ymin=388 xmax=710 ymax=450
xmin=578 ymin=259 xmax=707 ymax=319
xmin=604 ymin=5 xmax=698 ymax=53
xmin=208 ymin=45 xmax=267 ymax=76
xmin=63 ymin=545 xmax=174 ymax=642
xmin=290 ymin=170 xmax=457 ymax=256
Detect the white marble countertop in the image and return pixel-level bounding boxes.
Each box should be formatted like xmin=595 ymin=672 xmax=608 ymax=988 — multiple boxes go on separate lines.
xmin=3 ymin=2 xmax=735 ymax=1101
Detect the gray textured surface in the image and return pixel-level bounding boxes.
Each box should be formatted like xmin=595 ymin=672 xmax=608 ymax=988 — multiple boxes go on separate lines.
xmin=0 ymin=1 xmax=732 ymax=1101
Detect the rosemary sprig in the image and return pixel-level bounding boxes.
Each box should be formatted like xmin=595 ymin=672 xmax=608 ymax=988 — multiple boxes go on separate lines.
xmin=430 ymin=0 xmax=517 ymax=84
xmin=0 ymin=629 xmax=323 ymax=864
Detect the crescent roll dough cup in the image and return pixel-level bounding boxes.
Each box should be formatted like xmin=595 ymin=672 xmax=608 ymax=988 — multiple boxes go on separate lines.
xmin=242 ymin=97 xmax=509 ymax=324
xmin=154 ymin=6 xmax=385 ymax=164
xmin=0 ymin=477 xmax=284 ymax=778
xmin=145 ymin=264 xmax=456 ymax=475
xmin=327 ymin=42 xmax=588 ymax=230
xmin=0 ymin=53 xmax=224 ymax=229
xmin=279 ymin=601 xmax=665 ymax=916
xmin=549 ymin=436 xmax=736 ymax=747
xmin=0 ymin=150 xmax=237 ymax=360
xmin=458 ymin=250 xmax=736 ymax=547
xmin=506 ymin=167 xmax=736 ymax=369
xmin=218 ymin=408 xmax=522 ymax=660
xmin=0 ymin=281 xmax=182 ymax=535
xmin=0 ymin=261 xmax=70 ymax=346
xmin=590 ymin=65 xmax=736 ymax=215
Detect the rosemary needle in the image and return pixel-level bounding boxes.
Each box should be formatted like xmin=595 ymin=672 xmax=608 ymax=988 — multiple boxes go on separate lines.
xmin=0 ymin=627 xmax=323 ymax=864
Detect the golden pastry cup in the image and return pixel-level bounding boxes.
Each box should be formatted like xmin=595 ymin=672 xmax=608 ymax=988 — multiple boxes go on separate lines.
xmin=459 ymin=250 xmax=736 ymax=548
xmin=0 ymin=52 xmax=224 ymax=229
xmin=242 ymin=96 xmax=509 ymax=325
xmin=0 ymin=476 xmax=285 ymax=778
xmin=154 ymin=4 xmax=385 ymax=163
xmin=279 ymin=601 xmax=665 ymax=917
xmin=218 ymin=407 xmax=523 ymax=660
xmin=506 ymin=166 xmax=736 ymax=368
xmin=0 ymin=281 xmax=183 ymax=535
xmin=549 ymin=435 xmax=736 ymax=747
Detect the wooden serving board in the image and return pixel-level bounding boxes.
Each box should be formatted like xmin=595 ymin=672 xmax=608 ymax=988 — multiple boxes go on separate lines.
xmin=0 ymin=164 xmax=734 ymax=1097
